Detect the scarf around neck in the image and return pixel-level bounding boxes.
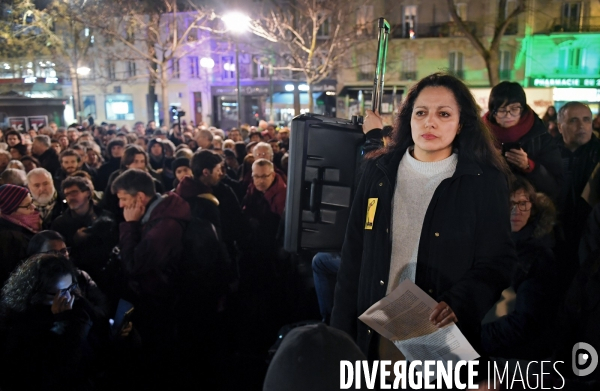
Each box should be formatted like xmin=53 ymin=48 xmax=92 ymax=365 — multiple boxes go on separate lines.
xmin=484 ymin=108 xmax=535 ymax=145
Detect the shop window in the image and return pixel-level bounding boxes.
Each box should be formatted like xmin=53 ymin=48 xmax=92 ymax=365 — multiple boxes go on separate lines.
xmin=83 ymin=95 xmax=96 ymax=118
xmin=105 ymin=94 xmax=134 ymax=120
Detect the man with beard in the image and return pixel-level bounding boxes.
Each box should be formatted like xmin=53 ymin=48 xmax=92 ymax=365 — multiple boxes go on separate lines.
xmin=27 ymin=168 xmax=66 ymax=229
xmin=51 ymin=176 xmax=118 ymax=291
xmin=54 ymin=149 xmax=81 ymax=193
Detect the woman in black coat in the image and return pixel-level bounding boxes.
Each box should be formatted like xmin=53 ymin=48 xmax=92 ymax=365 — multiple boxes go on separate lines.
xmin=481 ymin=177 xmax=561 ymax=360
xmin=483 ymin=82 xmax=563 ymax=201
xmin=330 ymin=73 xmax=516 ymax=359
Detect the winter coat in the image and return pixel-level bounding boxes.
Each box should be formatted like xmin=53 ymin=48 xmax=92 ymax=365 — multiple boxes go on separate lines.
xmin=512 ymin=116 xmax=563 ymax=200
xmin=485 ymin=112 xmax=563 ymax=201
xmin=481 ymin=199 xmax=561 ymax=360
xmin=242 ymin=173 xmax=287 ymax=219
xmin=0 ymin=217 xmax=34 ymax=287
xmin=556 ymin=135 xmax=600 ymax=272
xmin=330 ymin=147 xmax=516 ymax=358
xmin=118 ymin=193 xmax=190 ymax=298
xmin=95 ymin=158 xmax=121 ymax=193
xmin=36 ymin=148 xmax=60 ymax=179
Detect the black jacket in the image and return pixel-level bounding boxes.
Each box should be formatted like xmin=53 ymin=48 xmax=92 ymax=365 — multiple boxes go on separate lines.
xmin=557 ymin=135 xmax=600 ymax=257
xmin=330 ymin=147 xmax=516 ymax=358
xmin=36 ymin=148 xmax=60 ymax=177
xmin=96 ymin=158 xmax=121 ymax=192
xmin=481 ymin=222 xmax=560 ymax=360
xmin=0 ymin=218 xmax=34 ymax=287
xmin=515 ymin=115 xmax=563 ymax=201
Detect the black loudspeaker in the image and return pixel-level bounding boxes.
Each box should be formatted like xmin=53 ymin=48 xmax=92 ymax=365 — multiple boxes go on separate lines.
xmin=283 ymin=18 xmax=390 ymax=253
xmin=283 ymin=115 xmax=365 ymax=252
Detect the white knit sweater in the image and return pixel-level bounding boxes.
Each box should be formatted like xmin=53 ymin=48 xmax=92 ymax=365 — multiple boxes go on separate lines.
xmin=386 ymin=148 xmax=458 ymax=295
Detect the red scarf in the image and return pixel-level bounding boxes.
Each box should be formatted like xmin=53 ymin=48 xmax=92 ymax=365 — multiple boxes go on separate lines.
xmin=2 ymin=212 xmax=41 ymax=233
xmin=484 ymin=108 xmax=535 ymax=145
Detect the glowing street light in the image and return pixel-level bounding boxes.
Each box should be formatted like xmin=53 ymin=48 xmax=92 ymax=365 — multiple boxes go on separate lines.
xmin=76 ymin=66 xmax=91 ymax=76
xmin=200 ymin=57 xmax=215 ymax=69
xmin=221 ymin=12 xmax=250 ymax=127
xmin=222 ymin=12 xmax=251 ymax=34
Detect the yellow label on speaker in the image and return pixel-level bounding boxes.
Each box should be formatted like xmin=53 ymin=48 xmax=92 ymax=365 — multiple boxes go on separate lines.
xmin=365 ymin=198 xmax=378 ymax=230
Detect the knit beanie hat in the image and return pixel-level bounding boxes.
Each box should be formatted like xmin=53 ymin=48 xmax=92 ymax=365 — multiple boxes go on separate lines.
xmin=171 ymin=157 xmax=190 ymax=172
xmin=263 ymin=323 xmax=367 ymax=391
xmin=223 ymin=148 xmax=236 ymax=159
xmin=0 ymin=184 xmax=30 ymax=216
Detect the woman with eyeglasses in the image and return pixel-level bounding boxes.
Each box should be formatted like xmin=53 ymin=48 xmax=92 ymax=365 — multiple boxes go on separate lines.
xmin=0 ymin=252 xmax=137 ymax=390
xmin=484 ymin=81 xmax=563 ymax=200
xmin=0 ymin=253 xmax=94 ymax=390
xmin=0 ymin=184 xmax=41 ymax=286
xmin=481 ymin=176 xmax=561 ymax=360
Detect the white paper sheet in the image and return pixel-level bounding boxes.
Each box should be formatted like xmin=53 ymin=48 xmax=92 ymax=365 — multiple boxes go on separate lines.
xmin=359 ymin=279 xmax=480 ymax=368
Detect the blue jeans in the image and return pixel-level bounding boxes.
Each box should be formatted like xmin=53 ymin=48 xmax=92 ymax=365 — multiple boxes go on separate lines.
xmin=312 ymin=252 xmax=341 ymax=323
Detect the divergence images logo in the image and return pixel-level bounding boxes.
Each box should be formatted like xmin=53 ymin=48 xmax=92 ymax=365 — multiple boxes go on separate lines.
xmin=572 ymin=342 xmax=598 ymax=377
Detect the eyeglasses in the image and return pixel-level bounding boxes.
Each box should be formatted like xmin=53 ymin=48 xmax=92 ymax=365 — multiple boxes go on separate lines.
xmin=510 ymin=200 xmax=532 ymax=212
xmin=42 ymin=247 xmax=70 ymax=256
xmin=495 ymin=106 xmax=523 ymax=118
xmin=255 ymin=152 xmax=270 ymax=158
xmin=17 ymin=202 xmax=36 ymax=210
xmin=46 ymin=282 xmax=78 ymax=297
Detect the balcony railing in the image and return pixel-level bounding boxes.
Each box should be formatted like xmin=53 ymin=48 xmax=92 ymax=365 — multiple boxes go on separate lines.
xmin=548 ymin=16 xmax=600 ymax=33
xmin=390 ymin=21 xmax=478 ymax=39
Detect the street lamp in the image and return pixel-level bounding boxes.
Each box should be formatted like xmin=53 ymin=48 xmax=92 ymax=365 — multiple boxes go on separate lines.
xmin=222 ymin=12 xmax=250 ymax=128
xmin=200 ymin=57 xmax=215 ymax=126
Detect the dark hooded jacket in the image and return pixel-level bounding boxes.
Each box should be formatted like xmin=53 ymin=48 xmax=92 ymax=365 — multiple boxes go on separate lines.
xmin=118 ymin=193 xmax=190 ymax=298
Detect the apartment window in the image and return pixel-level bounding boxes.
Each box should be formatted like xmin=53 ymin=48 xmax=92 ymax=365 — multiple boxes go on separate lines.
xmin=221 ymin=56 xmax=235 ymax=80
xmin=503 ymin=0 xmax=518 ymax=34
xmin=402 ymin=6 xmax=417 ymax=38
xmin=252 ymin=55 xmax=268 ymax=79
xmin=171 ymin=58 xmax=180 ymax=79
xmin=317 ymin=16 xmax=330 ymax=38
xmin=455 ymin=3 xmax=467 ymax=20
xmin=558 ymin=47 xmax=584 ymax=71
xmin=499 ymin=50 xmax=512 ymax=79
xmin=189 ymin=56 xmax=199 ymax=78
xmin=401 ymin=51 xmax=417 ymax=80
xmin=106 ymin=60 xmax=116 ymax=80
xmin=356 ymin=5 xmax=374 ymax=36
xmin=357 ymin=54 xmax=374 ymax=81
xmin=562 ymin=2 xmax=582 ymax=31
xmin=448 ymin=51 xmax=464 ymax=79
xmin=127 ymin=61 xmax=136 ymax=78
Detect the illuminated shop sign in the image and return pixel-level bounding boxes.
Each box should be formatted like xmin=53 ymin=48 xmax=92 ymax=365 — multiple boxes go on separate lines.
xmin=531 ymin=78 xmax=600 ymax=88
xmin=23 ymin=77 xmax=59 ymax=84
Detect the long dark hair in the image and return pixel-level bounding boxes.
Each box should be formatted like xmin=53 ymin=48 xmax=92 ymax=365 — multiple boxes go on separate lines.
xmin=383 ymin=73 xmax=508 ymax=175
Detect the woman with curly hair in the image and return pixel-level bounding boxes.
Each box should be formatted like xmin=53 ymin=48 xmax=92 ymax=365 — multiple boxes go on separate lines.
xmin=0 ymin=253 xmax=94 ymax=390
xmin=0 ymin=252 xmax=135 ymax=391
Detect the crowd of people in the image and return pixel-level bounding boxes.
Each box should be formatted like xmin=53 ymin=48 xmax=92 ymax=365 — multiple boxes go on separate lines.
xmin=1 ymin=73 xmax=600 ymax=390
xmin=0 ymin=118 xmax=295 ymax=389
